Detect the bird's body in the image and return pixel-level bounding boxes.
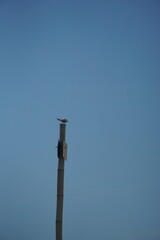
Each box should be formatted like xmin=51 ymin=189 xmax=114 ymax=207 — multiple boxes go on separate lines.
xmin=56 ymin=118 xmax=68 ymax=123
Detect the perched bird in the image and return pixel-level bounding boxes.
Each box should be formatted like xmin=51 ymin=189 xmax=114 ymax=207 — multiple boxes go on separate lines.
xmin=56 ymin=118 xmax=68 ymax=123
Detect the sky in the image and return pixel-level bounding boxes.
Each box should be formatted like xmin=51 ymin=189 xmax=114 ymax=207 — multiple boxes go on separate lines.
xmin=0 ymin=0 xmax=160 ymax=239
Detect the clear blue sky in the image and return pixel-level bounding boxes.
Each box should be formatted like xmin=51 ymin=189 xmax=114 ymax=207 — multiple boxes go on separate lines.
xmin=0 ymin=0 xmax=160 ymax=240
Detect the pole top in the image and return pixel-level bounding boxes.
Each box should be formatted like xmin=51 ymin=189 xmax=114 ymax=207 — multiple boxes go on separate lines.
xmin=56 ymin=118 xmax=68 ymax=123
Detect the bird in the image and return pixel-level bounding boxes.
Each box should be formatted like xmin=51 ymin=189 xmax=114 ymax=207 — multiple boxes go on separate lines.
xmin=56 ymin=118 xmax=68 ymax=123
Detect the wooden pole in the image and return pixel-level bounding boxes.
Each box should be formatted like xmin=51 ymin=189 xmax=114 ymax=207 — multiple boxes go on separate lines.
xmin=56 ymin=123 xmax=67 ymax=240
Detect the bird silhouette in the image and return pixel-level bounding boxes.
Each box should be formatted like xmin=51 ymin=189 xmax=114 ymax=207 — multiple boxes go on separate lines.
xmin=56 ymin=118 xmax=68 ymax=123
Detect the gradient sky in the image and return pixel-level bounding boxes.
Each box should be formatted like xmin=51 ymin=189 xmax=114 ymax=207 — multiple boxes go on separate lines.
xmin=0 ymin=0 xmax=160 ymax=240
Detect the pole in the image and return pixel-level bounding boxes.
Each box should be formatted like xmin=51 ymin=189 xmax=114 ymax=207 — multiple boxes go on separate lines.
xmin=56 ymin=123 xmax=67 ymax=240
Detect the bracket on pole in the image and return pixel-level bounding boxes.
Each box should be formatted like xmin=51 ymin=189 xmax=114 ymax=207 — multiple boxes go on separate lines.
xmin=57 ymin=140 xmax=67 ymax=160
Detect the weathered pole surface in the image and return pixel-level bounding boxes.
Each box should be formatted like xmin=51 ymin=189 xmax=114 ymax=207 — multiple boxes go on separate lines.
xmin=56 ymin=123 xmax=67 ymax=240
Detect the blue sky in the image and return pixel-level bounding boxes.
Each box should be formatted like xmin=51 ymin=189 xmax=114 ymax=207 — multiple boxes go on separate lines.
xmin=0 ymin=0 xmax=160 ymax=239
